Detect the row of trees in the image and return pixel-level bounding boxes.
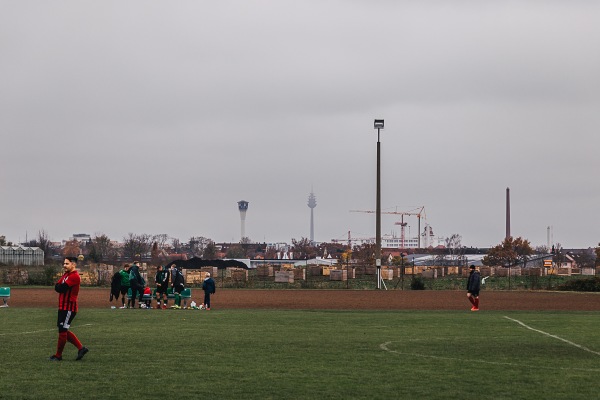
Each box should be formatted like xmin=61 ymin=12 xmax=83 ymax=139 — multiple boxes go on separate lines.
xmin=2 ymin=230 xmax=390 ymax=266
xmin=482 ymin=237 xmax=600 ymax=268
xmin=4 ymin=231 xmax=599 ymax=268
xmin=6 ymin=231 xmax=220 ymax=265
xmin=78 ymin=233 xmax=221 ymax=264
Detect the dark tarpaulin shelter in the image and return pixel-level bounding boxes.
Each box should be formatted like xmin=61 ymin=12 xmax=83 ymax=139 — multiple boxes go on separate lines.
xmin=166 ymin=257 xmax=249 ymax=270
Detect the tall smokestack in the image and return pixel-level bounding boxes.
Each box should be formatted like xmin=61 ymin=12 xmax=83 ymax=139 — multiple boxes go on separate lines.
xmin=237 ymin=200 xmax=249 ymax=240
xmin=307 ymin=190 xmax=317 ymax=243
xmin=506 ymin=187 xmax=510 ymax=240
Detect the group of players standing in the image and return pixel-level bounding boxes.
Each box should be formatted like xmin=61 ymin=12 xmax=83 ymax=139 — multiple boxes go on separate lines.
xmin=111 ymin=261 xmax=215 ymax=310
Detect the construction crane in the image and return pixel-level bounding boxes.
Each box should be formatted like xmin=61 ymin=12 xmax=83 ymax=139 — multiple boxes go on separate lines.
xmin=350 ymin=206 xmax=426 ymax=249
xmin=331 ymin=231 xmax=375 ymax=247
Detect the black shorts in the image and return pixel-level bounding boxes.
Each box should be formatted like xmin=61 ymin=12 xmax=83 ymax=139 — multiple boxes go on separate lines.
xmin=57 ymin=310 xmax=77 ymax=332
xmin=468 ymin=291 xmax=479 ymax=297
xmin=173 ymin=284 xmax=184 ymax=294
xmin=120 ymin=286 xmax=130 ymax=296
xmin=156 ymin=286 xmax=168 ymax=295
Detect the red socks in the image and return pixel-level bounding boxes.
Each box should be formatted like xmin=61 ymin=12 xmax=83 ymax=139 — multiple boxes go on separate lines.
xmin=56 ymin=331 xmax=83 ymax=357
xmin=56 ymin=332 xmax=67 ymax=357
xmin=468 ymin=296 xmax=480 ymax=310
xmin=67 ymin=331 xmax=83 ymax=350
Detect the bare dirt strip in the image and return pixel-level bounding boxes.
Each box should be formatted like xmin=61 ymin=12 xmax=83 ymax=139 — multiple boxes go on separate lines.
xmin=6 ymin=288 xmax=600 ymax=311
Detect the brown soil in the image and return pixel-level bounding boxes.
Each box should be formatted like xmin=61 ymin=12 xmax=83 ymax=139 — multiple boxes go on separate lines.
xmin=7 ymin=288 xmax=600 ymax=310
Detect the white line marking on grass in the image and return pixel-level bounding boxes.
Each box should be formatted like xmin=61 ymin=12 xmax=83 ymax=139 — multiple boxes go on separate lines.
xmin=379 ymin=341 xmax=600 ymax=372
xmin=0 ymin=323 xmax=94 ymax=336
xmin=380 ymin=341 xmax=514 ymax=365
xmin=504 ymin=316 xmax=600 ymax=357
xmin=404 ymin=336 xmax=507 ymax=342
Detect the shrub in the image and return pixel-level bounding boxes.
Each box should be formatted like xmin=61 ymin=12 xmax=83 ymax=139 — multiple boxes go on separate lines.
xmin=410 ymin=276 xmax=425 ymax=290
xmin=27 ymin=265 xmax=60 ymax=286
xmin=557 ymin=277 xmax=600 ymax=292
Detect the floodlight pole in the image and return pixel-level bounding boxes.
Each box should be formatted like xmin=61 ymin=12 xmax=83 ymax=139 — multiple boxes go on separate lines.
xmin=374 ymin=119 xmax=384 ymax=289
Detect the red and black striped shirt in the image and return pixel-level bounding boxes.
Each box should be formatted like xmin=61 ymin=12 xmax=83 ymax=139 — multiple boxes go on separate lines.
xmin=56 ymin=270 xmax=80 ymax=312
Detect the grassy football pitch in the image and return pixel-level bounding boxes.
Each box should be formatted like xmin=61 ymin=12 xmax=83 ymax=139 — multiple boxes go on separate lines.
xmin=1 ymin=308 xmax=599 ymax=399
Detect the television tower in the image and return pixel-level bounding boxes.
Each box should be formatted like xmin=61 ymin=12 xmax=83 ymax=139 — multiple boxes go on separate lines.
xmin=237 ymin=200 xmax=249 ymax=240
xmin=307 ymin=190 xmax=317 ymax=243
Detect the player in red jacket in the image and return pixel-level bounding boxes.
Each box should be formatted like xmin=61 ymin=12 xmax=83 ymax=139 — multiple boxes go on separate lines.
xmin=49 ymin=257 xmax=89 ymax=361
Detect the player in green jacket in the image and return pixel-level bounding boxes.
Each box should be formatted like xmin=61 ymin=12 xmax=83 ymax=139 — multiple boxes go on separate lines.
xmin=118 ymin=264 xmax=131 ymax=308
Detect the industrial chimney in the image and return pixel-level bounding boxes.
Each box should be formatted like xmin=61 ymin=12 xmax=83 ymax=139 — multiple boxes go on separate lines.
xmin=307 ymin=190 xmax=317 ymax=243
xmin=506 ymin=187 xmax=511 ymax=240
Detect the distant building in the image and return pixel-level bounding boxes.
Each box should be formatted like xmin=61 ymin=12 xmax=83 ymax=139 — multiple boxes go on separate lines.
xmin=343 ymin=233 xmax=445 ymax=249
xmin=0 ymin=246 xmax=44 ymax=265
xmin=68 ymin=233 xmax=92 ymax=243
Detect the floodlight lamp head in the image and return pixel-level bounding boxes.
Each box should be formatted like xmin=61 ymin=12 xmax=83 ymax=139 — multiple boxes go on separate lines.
xmin=374 ymin=119 xmax=384 ymax=129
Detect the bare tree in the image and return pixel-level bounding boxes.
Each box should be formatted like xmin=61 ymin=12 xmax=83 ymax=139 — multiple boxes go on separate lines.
xmin=171 ymin=238 xmax=182 ymax=253
xmin=291 ymin=237 xmax=316 ymax=259
xmin=147 ymin=234 xmax=171 ymax=265
xmin=189 ymin=236 xmax=212 ymax=258
xmin=36 ymin=230 xmax=52 ymax=263
xmin=122 ymin=233 xmax=153 ymax=261
xmin=445 ymin=234 xmax=465 ymax=263
xmin=88 ymin=234 xmax=117 ymax=263
xmin=203 ymin=240 xmax=218 ymax=259
xmin=22 ymin=230 xmax=53 ymax=262
xmin=150 ymin=241 xmax=172 ymax=265
xmin=152 ymin=234 xmax=169 ymax=248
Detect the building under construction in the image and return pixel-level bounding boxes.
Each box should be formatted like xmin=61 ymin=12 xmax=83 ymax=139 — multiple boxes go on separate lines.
xmin=335 ymin=226 xmax=444 ymax=250
xmin=342 ymin=206 xmax=444 ymax=249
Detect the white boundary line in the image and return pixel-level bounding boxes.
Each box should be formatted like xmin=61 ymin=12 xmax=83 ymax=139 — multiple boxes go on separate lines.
xmin=380 ymin=341 xmax=600 ymax=372
xmin=0 ymin=323 xmax=93 ymax=336
xmin=503 ymin=316 xmax=600 ymax=357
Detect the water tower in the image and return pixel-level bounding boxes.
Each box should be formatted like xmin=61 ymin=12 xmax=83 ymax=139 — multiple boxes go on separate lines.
xmin=237 ymin=200 xmax=249 ymax=240
xmin=307 ymin=190 xmax=317 ymax=243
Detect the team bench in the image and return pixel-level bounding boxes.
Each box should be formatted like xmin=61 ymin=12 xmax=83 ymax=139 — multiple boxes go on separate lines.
xmin=126 ymin=287 xmax=192 ymax=306
xmin=0 ymin=287 xmax=9 ymax=308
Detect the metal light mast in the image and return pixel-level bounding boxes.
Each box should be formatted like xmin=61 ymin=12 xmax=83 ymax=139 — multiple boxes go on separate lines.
xmin=374 ymin=119 xmax=384 ymax=289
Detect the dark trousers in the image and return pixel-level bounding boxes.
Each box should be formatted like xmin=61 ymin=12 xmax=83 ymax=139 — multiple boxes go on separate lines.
xmin=130 ymin=282 xmax=144 ymax=307
xmin=203 ymin=291 xmax=211 ymax=308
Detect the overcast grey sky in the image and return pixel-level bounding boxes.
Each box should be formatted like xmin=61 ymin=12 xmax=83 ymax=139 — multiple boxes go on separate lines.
xmin=2 ymin=1 xmax=599 ymax=249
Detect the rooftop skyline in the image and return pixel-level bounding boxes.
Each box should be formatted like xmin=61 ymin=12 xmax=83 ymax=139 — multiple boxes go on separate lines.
xmin=2 ymin=1 xmax=599 ymax=249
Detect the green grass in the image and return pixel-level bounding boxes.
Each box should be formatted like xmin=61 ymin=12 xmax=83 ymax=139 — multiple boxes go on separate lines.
xmin=1 ymin=308 xmax=599 ymax=399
